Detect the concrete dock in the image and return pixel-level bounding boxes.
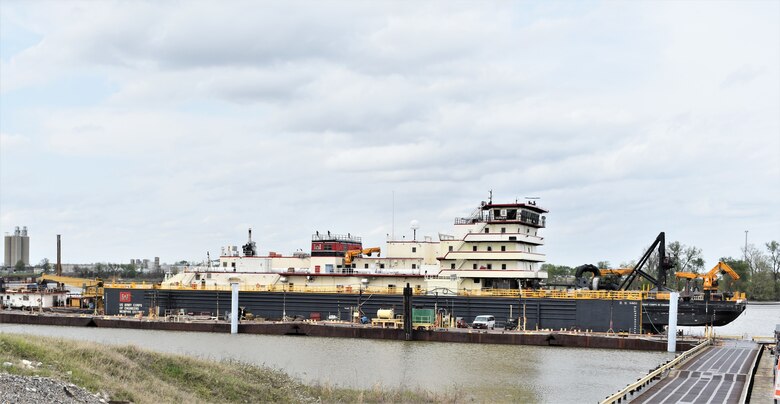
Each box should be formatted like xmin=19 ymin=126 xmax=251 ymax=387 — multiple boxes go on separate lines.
xmin=748 ymin=344 xmax=776 ymax=404
xmin=631 ymin=340 xmax=760 ymax=404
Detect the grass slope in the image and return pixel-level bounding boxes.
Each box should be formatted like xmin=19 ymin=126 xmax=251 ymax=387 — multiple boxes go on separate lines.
xmin=0 ymin=333 xmax=448 ymax=403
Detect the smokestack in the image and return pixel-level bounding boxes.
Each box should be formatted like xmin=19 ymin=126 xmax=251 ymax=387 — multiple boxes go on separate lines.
xmin=56 ymin=234 xmax=62 ymax=276
xmin=248 ymin=228 xmax=252 ymax=242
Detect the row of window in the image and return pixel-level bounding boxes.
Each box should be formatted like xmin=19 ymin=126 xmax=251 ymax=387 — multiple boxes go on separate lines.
xmin=448 ymin=245 xmax=533 ymax=252
xmin=449 ymin=263 xmax=508 ymax=270
xmin=482 ymin=227 xmax=536 ymax=235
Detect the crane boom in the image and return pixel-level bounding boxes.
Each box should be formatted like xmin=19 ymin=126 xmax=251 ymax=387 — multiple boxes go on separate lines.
xmin=39 ymin=274 xmax=102 ymax=289
xmin=38 ymin=274 xmax=104 ymax=313
xmin=674 ymin=261 xmax=740 ymax=291
xmin=344 ymin=247 xmax=381 ymax=265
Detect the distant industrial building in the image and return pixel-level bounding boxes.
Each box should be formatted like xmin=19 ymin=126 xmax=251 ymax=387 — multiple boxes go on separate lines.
xmin=130 ymin=256 xmax=161 ymax=272
xmin=4 ymin=226 xmax=30 ymax=267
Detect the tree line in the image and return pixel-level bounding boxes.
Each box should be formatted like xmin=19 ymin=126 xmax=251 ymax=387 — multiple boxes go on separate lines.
xmin=544 ymin=239 xmax=780 ymax=301
xmin=33 ymin=260 xmax=168 ymax=281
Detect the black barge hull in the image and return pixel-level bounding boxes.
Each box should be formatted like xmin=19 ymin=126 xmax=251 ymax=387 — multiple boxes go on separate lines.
xmin=105 ymin=289 xmax=746 ymax=333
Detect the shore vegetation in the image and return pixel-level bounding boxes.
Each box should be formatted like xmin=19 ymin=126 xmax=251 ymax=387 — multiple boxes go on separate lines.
xmin=0 ymin=333 xmax=453 ymax=403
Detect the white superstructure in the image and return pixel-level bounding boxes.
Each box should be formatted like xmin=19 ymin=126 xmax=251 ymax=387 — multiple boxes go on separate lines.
xmin=163 ymin=198 xmax=548 ymax=293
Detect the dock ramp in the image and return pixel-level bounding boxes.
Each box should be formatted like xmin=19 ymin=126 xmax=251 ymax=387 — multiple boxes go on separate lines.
xmin=632 ymin=340 xmax=759 ymax=404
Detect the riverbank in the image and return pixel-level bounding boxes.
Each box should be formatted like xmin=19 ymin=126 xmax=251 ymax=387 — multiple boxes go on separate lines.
xmin=0 ymin=333 xmax=446 ymax=403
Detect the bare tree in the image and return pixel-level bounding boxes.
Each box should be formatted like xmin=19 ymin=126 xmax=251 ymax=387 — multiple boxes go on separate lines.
xmin=766 ymin=241 xmax=779 ymax=300
xmin=743 ymin=244 xmax=767 ymax=278
xmin=667 ymin=241 xmax=705 ymax=273
xmin=742 ymin=244 xmax=774 ymax=300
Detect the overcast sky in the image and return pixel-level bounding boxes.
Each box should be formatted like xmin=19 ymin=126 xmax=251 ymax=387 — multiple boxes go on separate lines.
xmin=1 ymin=1 xmax=778 ymax=267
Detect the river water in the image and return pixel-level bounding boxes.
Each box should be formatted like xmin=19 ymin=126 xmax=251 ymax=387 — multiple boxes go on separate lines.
xmin=679 ymin=302 xmax=780 ymax=338
xmin=1 ymin=303 xmax=777 ymax=403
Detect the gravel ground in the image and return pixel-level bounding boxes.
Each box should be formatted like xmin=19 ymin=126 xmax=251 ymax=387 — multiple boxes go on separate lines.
xmin=0 ymin=373 xmax=107 ymax=404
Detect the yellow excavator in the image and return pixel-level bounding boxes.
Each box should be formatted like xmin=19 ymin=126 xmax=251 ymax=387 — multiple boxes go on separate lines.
xmin=344 ymin=247 xmax=381 ymax=265
xmin=675 ymin=261 xmax=740 ymax=292
xmin=38 ymin=274 xmax=104 ymax=313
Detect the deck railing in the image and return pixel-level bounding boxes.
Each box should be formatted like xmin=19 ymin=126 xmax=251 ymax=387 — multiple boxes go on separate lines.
xmin=601 ymin=339 xmax=711 ymax=404
xmin=105 ymin=282 xmax=736 ymax=301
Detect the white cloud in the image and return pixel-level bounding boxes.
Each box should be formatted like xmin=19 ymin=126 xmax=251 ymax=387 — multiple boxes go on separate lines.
xmin=0 ymin=132 xmax=30 ymax=150
xmin=0 ymin=1 xmax=777 ymax=265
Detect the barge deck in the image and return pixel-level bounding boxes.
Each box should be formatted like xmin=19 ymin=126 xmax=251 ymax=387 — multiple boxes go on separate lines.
xmin=0 ymin=311 xmax=698 ymax=351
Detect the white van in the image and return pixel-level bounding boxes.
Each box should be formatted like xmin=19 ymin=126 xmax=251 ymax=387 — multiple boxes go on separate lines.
xmin=472 ymin=315 xmax=496 ymax=330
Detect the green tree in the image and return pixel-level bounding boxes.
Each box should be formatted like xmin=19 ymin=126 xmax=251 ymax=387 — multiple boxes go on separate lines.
xmin=750 ymin=270 xmax=775 ymax=301
xmin=122 ymin=263 xmax=138 ymax=278
xmin=14 ymin=260 xmax=25 ymax=272
xmin=541 ymin=264 xmax=574 ymax=283
xmin=719 ymin=257 xmax=750 ymax=293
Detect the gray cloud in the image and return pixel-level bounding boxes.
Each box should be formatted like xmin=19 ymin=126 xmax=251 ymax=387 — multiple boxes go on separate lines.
xmin=1 ymin=1 xmax=778 ymax=267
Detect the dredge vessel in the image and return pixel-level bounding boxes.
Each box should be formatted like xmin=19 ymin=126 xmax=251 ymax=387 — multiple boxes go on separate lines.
xmin=102 ymin=198 xmax=746 ymax=333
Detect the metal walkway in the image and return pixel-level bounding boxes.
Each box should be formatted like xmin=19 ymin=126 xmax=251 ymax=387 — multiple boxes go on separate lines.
xmin=633 ymin=341 xmax=759 ymax=404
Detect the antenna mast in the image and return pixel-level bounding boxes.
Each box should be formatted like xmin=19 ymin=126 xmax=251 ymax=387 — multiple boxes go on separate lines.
xmin=392 ymin=191 xmax=395 ymax=241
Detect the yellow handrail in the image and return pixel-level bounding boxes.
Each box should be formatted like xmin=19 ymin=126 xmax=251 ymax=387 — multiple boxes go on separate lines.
xmin=106 ymin=282 xmax=719 ymax=301
xmin=601 ymin=339 xmax=711 ymax=404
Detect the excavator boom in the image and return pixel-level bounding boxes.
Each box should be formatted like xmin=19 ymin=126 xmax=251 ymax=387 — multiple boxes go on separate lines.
xmin=709 ymin=261 xmax=740 ymax=280
xmin=344 ymin=247 xmax=382 ymax=265
xmin=674 ymin=261 xmax=740 ymax=291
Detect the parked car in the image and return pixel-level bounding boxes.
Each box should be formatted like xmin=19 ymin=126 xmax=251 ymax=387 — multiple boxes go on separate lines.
xmin=472 ymin=315 xmax=496 ymax=330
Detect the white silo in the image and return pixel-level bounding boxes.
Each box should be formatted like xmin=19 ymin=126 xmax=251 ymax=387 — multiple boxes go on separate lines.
xmin=21 ymin=226 xmax=30 ymax=266
xmin=3 ymin=233 xmax=11 ymax=266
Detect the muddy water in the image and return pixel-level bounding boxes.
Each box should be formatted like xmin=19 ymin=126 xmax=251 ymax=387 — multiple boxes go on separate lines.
xmin=0 ymin=322 xmax=673 ymax=402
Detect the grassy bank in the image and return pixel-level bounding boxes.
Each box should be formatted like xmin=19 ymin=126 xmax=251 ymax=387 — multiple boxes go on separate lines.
xmin=0 ymin=333 xmax=448 ymax=403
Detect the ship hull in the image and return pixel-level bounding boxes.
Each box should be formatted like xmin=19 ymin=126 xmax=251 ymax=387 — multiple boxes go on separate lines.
xmin=641 ymin=299 xmax=747 ymax=333
xmin=106 ymin=288 xmax=745 ymax=334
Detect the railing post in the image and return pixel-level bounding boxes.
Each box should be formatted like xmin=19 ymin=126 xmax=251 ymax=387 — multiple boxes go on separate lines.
xmin=667 ymin=292 xmax=679 ymax=352
xmin=229 ymin=277 xmax=240 ymax=334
